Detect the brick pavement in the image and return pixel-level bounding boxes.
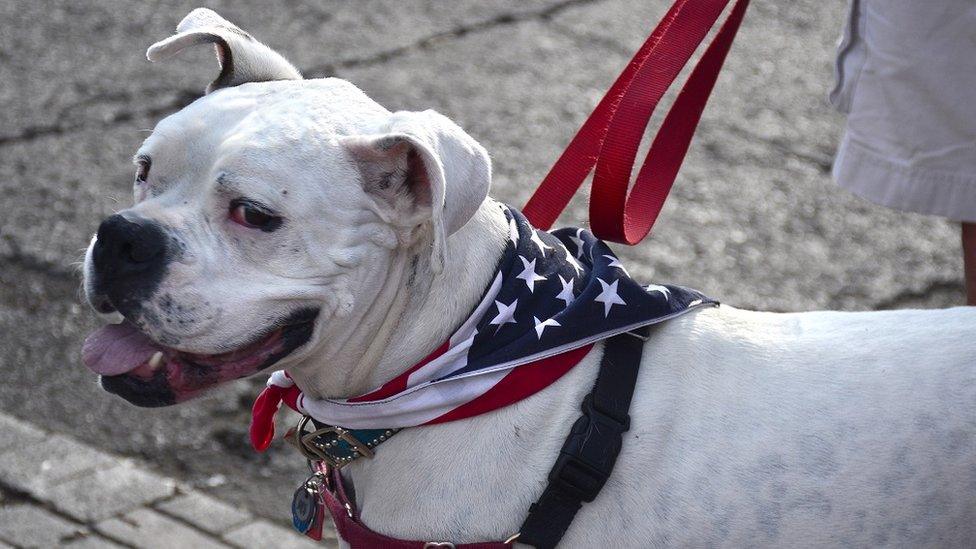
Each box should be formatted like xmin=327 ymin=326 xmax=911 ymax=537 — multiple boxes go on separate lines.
xmin=0 ymin=413 xmax=333 ymax=548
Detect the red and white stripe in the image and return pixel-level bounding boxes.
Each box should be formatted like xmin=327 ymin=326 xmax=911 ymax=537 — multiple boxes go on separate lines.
xmin=250 ymin=272 xmax=591 ymax=448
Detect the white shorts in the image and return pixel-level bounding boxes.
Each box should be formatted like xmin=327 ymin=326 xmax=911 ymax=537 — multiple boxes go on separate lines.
xmin=830 ymin=0 xmax=976 ymax=222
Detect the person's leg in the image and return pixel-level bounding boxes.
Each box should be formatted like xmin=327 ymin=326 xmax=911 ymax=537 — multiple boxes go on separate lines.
xmin=963 ymin=222 xmax=976 ymax=305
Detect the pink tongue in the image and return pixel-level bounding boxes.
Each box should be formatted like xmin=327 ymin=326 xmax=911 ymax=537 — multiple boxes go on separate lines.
xmin=82 ymin=322 xmax=163 ymax=376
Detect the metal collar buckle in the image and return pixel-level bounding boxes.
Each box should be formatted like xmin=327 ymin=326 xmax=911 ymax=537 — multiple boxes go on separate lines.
xmin=288 ymin=415 xmax=374 ymax=469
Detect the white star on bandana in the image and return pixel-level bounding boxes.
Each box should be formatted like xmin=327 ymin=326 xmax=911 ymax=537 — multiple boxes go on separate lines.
xmin=646 ymin=284 xmax=671 ymax=300
xmin=568 ymin=229 xmax=585 ymax=259
xmin=533 ymin=316 xmax=561 ymax=339
xmin=603 ymin=254 xmax=630 ymax=277
xmin=530 ymin=230 xmax=553 ymax=255
xmin=556 ymin=274 xmax=576 ymax=306
xmin=489 ymin=298 xmax=519 ymax=328
xmin=563 ymin=245 xmax=583 ymax=275
xmin=508 ymin=217 xmax=520 ymax=245
xmin=595 ymin=278 xmax=626 ymax=317
xmin=516 ymin=256 xmax=547 ymax=292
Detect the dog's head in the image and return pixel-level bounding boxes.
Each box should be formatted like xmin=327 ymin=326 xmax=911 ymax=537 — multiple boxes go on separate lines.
xmin=81 ymin=9 xmax=490 ymax=406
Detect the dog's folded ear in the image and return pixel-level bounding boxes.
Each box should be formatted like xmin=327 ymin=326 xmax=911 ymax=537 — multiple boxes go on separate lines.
xmin=147 ymin=8 xmax=301 ymax=94
xmin=341 ymin=111 xmax=491 ymax=273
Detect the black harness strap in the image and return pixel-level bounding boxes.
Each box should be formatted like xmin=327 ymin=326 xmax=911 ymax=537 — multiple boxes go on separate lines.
xmin=517 ymin=327 xmax=649 ymax=548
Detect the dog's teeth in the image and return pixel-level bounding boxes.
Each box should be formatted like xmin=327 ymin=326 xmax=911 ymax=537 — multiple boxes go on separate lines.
xmin=103 ymin=311 xmax=125 ymax=324
xmin=148 ymin=351 xmax=164 ymax=370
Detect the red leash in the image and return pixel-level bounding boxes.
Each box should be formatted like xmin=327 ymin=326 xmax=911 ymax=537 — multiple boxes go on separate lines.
xmin=266 ymin=2 xmax=752 ymax=547
xmin=523 ymin=0 xmax=750 ymax=244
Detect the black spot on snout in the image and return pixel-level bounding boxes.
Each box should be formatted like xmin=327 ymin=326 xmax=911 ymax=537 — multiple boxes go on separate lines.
xmin=91 ymin=213 xmax=170 ymax=318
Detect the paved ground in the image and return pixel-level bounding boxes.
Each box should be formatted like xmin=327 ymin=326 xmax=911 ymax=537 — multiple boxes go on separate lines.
xmin=0 ymin=412 xmax=330 ymax=548
xmin=0 ymin=0 xmax=967 ymax=546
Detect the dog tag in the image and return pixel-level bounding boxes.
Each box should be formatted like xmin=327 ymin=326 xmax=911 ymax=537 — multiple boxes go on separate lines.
xmin=291 ymin=474 xmax=325 ymax=539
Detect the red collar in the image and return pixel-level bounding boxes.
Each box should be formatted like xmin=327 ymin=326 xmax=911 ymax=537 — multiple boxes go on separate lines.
xmin=316 ymin=461 xmax=515 ymax=549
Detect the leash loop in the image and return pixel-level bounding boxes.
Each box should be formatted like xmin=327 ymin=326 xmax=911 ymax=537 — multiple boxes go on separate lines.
xmin=522 ymin=0 xmax=750 ymax=244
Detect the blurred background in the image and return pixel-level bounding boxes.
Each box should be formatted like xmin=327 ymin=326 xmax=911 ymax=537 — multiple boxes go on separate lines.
xmin=0 ymin=0 xmax=965 ymax=546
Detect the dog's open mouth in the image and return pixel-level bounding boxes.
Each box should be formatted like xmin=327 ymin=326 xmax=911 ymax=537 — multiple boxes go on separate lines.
xmin=81 ymin=308 xmax=318 ymax=407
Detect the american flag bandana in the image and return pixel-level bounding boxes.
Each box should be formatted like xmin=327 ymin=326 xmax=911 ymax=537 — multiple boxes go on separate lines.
xmin=257 ymin=205 xmax=714 ymax=432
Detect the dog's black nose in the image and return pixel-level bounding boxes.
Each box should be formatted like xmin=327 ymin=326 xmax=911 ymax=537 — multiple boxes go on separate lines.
xmin=94 ymin=214 xmax=167 ymax=270
xmin=92 ymin=214 xmax=169 ymax=311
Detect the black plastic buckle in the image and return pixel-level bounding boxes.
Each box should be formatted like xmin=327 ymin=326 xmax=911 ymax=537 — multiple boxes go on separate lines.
xmin=547 ymin=395 xmax=630 ymax=502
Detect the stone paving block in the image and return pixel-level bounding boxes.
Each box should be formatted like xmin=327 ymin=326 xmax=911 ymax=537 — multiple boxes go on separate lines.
xmin=223 ymin=519 xmax=326 ymax=549
xmin=0 ymin=504 xmax=86 ymax=548
xmin=0 ymin=414 xmax=46 ymax=452
xmin=155 ymin=491 xmax=252 ymax=535
xmin=42 ymin=462 xmax=176 ymax=522
xmin=0 ymin=435 xmax=116 ymax=494
xmin=96 ymin=508 xmax=229 ymax=549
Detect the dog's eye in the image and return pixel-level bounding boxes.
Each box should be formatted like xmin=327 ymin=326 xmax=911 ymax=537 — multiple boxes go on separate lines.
xmin=135 ymin=156 xmax=151 ymax=183
xmin=229 ymin=199 xmax=282 ymax=232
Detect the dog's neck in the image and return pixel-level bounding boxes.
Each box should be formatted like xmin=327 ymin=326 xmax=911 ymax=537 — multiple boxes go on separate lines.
xmin=288 ymin=199 xmax=509 ymax=399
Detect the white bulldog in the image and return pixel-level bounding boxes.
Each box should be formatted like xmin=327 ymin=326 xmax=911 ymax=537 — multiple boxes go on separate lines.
xmin=82 ymin=9 xmax=976 ymax=548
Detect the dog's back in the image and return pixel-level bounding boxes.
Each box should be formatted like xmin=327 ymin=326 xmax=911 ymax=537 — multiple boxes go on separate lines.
xmin=600 ymin=305 xmax=976 ymax=547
